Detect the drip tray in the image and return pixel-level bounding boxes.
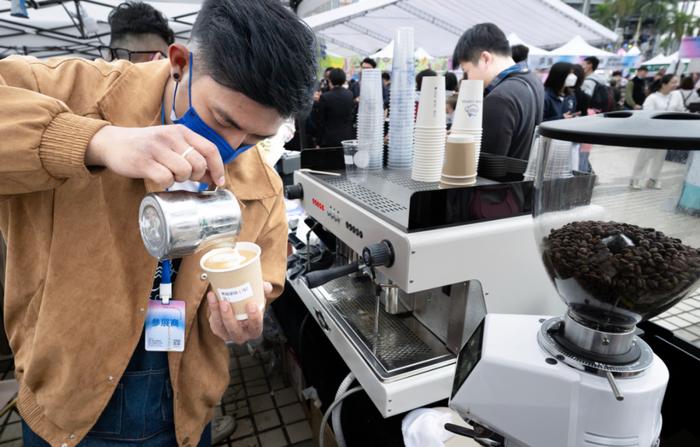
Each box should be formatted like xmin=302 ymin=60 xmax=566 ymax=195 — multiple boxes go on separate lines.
xmin=313 ymin=275 xmax=455 ymax=381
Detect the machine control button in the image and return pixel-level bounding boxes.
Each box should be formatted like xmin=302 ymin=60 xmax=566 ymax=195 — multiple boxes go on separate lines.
xmin=284 ymin=183 xmax=304 ymax=200
xmin=363 ymin=240 xmax=394 ymax=267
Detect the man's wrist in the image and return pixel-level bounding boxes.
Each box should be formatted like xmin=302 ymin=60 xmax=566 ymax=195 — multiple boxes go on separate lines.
xmin=85 ymin=126 xmax=111 ymax=167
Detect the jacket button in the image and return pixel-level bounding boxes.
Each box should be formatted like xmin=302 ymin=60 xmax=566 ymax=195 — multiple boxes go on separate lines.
xmin=107 ymin=376 xmax=114 ymax=382
xmin=61 ymin=443 xmax=68 ymax=447
xmin=200 ymin=273 xmax=208 ymax=281
xmin=69 ymin=434 xmax=76 ymax=439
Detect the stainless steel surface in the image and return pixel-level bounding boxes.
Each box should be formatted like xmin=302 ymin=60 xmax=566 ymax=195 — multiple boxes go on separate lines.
xmin=563 ymin=312 xmax=636 ymax=357
xmin=138 ymin=189 xmax=241 ymax=259
xmin=446 ymin=281 xmax=488 ymax=355
xmin=313 ymin=274 xmax=455 ymax=380
xmin=538 ymin=317 xmax=655 ymax=376
xmin=381 ymin=282 xmax=402 ymax=314
xmin=605 ymin=371 xmax=624 ymax=401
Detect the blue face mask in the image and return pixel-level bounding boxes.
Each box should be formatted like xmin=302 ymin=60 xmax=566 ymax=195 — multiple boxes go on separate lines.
xmin=161 ymin=53 xmax=254 ymax=164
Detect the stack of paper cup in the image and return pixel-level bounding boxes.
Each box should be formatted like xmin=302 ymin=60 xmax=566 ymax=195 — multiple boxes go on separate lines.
xmin=451 ymin=80 xmax=484 ymax=170
xmin=412 ymin=76 xmax=446 ymax=182
xmin=441 ymin=134 xmax=477 ymax=186
xmin=387 ymin=27 xmax=416 ymax=169
xmin=356 ymin=69 xmax=384 ymax=170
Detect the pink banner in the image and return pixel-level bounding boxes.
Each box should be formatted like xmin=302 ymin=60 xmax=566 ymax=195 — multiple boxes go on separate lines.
xmin=679 ymin=36 xmax=700 ymax=59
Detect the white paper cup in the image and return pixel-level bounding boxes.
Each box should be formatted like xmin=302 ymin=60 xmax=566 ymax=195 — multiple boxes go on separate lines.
xmin=200 ymin=242 xmax=265 ymax=321
xmin=415 ymin=76 xmax=446 ymax=128
xmin=452 ymin=80 xmax=483 ymax=131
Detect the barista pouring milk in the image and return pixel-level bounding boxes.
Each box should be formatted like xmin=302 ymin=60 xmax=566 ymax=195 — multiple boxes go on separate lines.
xmin=0 ymin=1 xmax=316 ymax=445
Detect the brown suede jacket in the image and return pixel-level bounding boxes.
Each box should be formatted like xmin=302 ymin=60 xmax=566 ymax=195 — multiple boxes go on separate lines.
xmin=0 ymin=56 xmax=287 ymax=446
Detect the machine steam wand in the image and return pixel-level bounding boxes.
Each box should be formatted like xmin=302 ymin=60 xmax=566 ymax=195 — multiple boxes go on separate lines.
xmin=304 ymin=240 xmax=394 ymax=289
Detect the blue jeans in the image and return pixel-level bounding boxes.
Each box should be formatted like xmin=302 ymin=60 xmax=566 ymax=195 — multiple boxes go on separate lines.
xmin=579 ymin=151 xmax=592 ymax=173
xmin=22 ymin=332 xmax=211 ymax=446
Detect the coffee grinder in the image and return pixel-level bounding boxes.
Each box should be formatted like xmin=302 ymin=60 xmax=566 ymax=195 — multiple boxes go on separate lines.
xmin=449 ymin=111 xmax=700 ymax=446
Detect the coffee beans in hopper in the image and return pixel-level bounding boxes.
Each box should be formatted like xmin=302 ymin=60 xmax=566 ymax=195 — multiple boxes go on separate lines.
xmin=543 ymin=221 xmax=700 ymax=317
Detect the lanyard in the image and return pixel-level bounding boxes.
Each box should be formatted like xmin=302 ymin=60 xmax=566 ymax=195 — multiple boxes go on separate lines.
xmin=159 ymin=259 xmax=173 ymax=305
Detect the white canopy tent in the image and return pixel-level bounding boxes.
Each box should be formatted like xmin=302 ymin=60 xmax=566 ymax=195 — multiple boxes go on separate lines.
xmin=0 ymin=0 xmax=201 ymax=59
xmin=305 ymin=0 xmax=617 ymax=58
xmin=548 ymin=35 xmax=616 ymax=57
xmin=506 ymin=32 xmax=549 ymax=56
xmin=643 ymin=52 xmax=688 ymax=65
xmin=370 ymin=40 xmax=433 ymax=59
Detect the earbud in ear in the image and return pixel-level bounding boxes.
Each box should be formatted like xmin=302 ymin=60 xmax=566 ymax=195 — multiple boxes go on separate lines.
xmin=173 ymin=73 xmax=181 ymax=81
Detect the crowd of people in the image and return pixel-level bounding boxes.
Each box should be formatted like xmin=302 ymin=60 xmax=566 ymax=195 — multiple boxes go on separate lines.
xmin=307 ymin=25 xmax=700 ymax=191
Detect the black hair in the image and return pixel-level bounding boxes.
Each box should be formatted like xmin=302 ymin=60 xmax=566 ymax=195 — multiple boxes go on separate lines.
xmin=416 ymin=69 xmax=437 ymax=91
xmin=612 ymin=70 xmax=623 ymax=77
xmin=680 ymin=76 xmax=695 ymax=90
xmin=637 ymin=65 xmax=649 ymax=73
xmin=584 ymin=56 xmax=600 ymax=71
xmin=445 ymin=72 xmax=458 ymax=91
xmin=544 ymin=62 xmax=573 ymax=94
xmin=452 ymin=23 xmax=511 ymax=69
xmin=572 ymin=64 xmax=585 ymax=89
xmin=328 ymin=68 xmax=346 ymax=87
xmin=191 ymin=0 xmax=318 ymax=117
xmin=109 ymin=1 xmax=174 ymax=46
xmin=361 ymin=57 xmax=377 ymax=68
xmin=324 ymin=67 xmax=333 ymax=74
xmin=511 ymin=44 xmax=529 ymax=63
xmin=381 ymin=71 xmax=391 ymax=82
xmin=659 ymin=74 xmax=675 ymax=86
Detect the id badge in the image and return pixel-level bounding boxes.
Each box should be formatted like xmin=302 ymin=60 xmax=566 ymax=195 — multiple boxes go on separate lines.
xmin=145 ymin=300 xmax=186 ymax=352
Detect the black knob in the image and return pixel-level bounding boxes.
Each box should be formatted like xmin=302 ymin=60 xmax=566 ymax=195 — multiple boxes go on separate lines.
xmin=285 ymin=183 xmax=304 ymax=200
xmin=362 ymin=240 xmax=394 ymax=268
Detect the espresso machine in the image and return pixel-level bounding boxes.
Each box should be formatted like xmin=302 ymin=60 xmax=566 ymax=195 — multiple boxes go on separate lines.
xmin=285 ymin=160 xmax=566 ymax=417
xmin=449 ymin=112 xmax=700 ymax=446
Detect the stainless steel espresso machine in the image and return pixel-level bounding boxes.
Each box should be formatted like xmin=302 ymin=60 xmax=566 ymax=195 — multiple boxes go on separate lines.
xmin=285 ymin=165 xmax=566 ymax=417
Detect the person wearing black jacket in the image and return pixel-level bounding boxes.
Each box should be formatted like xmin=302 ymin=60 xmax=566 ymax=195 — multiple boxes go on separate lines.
xmin=572 ymin=64 xmax=589 ymax=115
xmin=452 ymin=23 xmax=544 ymax=160
xmin=316 ymin=68 xmax=355 ymax=148
xmin=625 ymin=66 xmax=649 ymax=110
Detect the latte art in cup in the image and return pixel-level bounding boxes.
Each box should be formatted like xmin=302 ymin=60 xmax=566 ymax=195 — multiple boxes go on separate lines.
xmin=202 ymin=249 xmax=253 ymax=270
xmin=200 ymin=242 xmax=265 ymax=320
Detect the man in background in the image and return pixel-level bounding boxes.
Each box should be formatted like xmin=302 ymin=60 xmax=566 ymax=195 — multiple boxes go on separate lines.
xmin=102 ymin=1 xmax=174 ymax=62
xmin=382 ymin=71 xmax=391 ymax=109
xmin=511 ymin=44 xmax=529 ymax=68
xmin=349 ymin=57 xmax=377 ymax=100
xmin=581 ymin=56 xmax=615 ymax=112
xmin=316 ymin=68 xmax=355 ymax=148
xmin=452 ymin=23 xmax=543 ymax=160
xmin=625 ymin=65 xmax=649 ymax=110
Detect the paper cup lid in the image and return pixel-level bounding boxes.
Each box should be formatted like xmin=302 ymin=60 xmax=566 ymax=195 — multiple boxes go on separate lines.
xmin=447 ymin=134 xmax=475 ymax=144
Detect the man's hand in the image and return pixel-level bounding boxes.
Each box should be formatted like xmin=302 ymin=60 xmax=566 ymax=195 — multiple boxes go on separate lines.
xmin=207 ymin=282 xmax=273 ymax=344
xmin=634 ymin=105 xmax=642 ymax=110
xmin=86 ymin=125 xmax=226 ymax=189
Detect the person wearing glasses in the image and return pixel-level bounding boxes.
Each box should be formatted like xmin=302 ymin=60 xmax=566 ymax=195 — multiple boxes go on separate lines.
xmin=100 ymin=1 xmax=173 ymax=63
xmin=0 ymin=0 xmax=316 ymax=445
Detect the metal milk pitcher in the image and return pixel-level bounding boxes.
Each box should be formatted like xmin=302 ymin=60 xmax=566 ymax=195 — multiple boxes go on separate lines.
xmin=138 ymin=189 xmax=242 ymax=259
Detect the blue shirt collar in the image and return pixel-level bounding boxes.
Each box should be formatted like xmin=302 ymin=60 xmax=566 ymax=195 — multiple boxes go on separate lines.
xmin=485 ymin=64 xmax=527 ymax=94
